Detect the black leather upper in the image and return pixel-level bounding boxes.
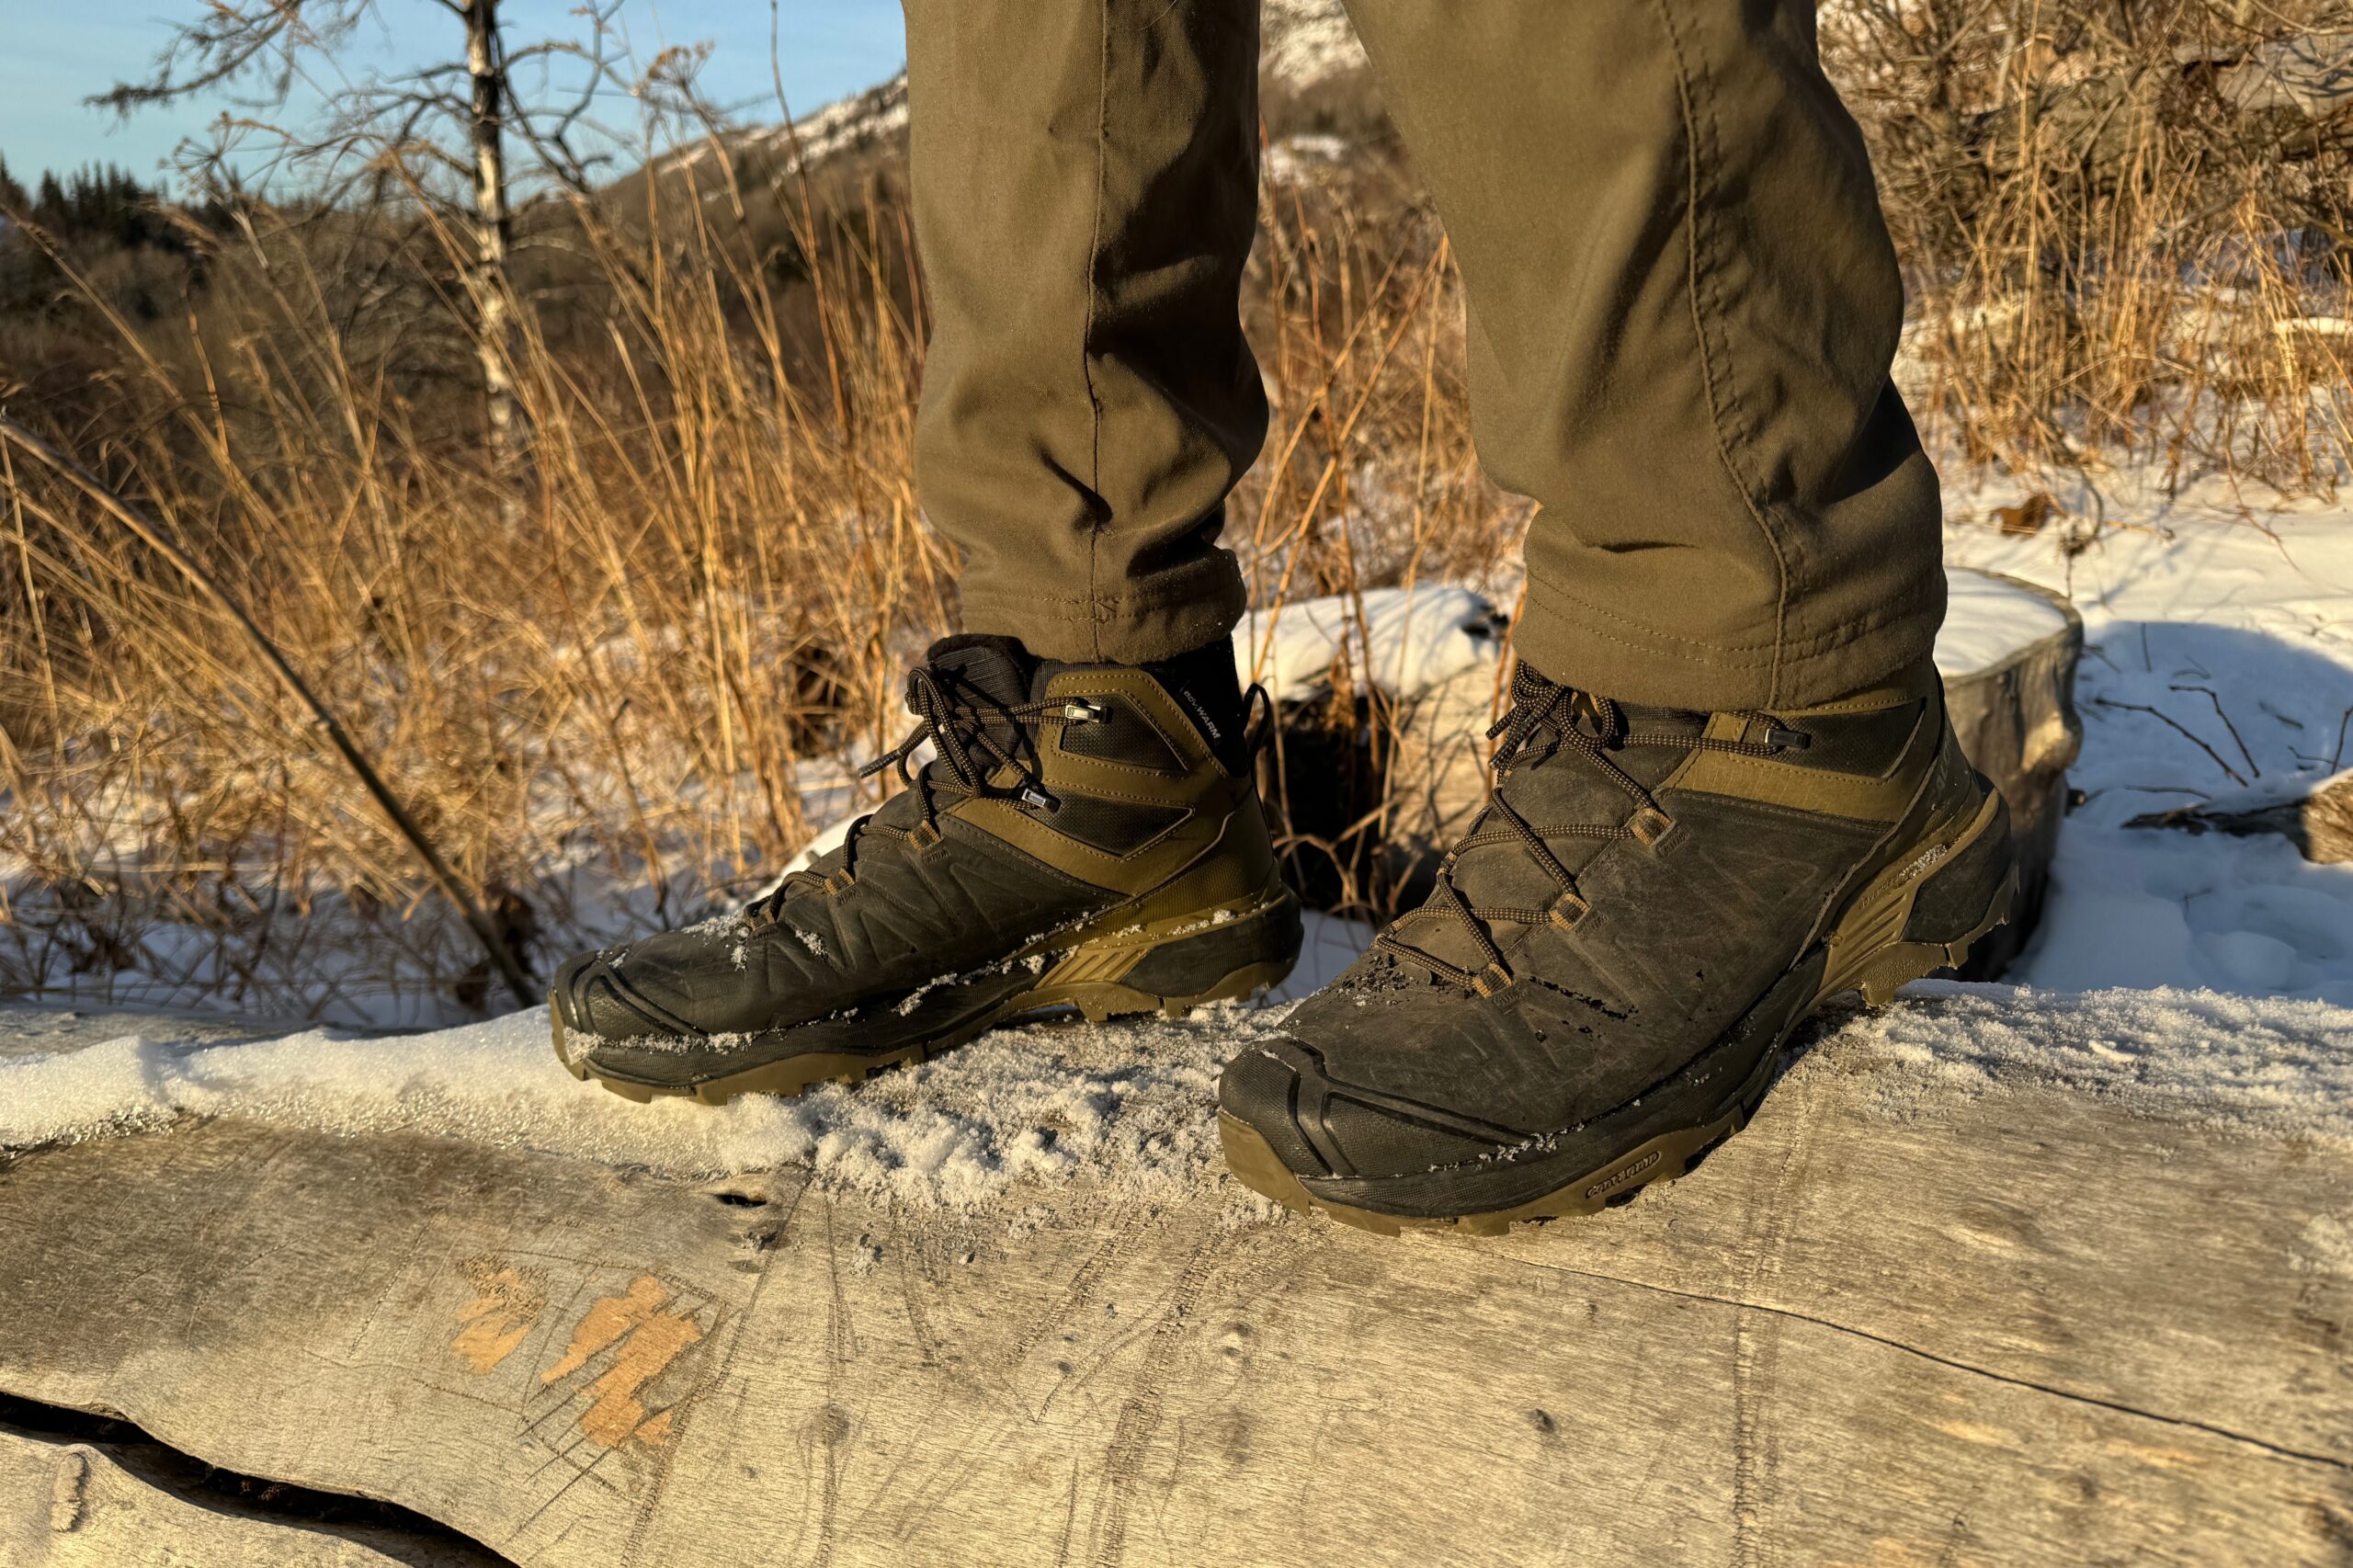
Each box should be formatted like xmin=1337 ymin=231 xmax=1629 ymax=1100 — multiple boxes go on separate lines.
xmin=1222 ymin=674 xmax=1926 ymax=1183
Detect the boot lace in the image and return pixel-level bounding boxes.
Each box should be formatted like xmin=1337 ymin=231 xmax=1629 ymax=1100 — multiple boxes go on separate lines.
xmin=756 ymin=664 xmax=1101 ymax=917
xmin=1371 ymin=663 xmax=1813 ymax=994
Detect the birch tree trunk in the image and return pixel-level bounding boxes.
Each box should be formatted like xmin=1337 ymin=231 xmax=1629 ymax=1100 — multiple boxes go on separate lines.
xmin=463 ymin=0 xmax=521 ymax=475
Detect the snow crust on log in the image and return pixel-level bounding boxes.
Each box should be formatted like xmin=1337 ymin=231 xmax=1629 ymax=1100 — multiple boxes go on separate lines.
xmin=6 ymin=982 xmax=2350 ymax=1206
xmin=1934 ymin=569 xmax=2073 ymax=675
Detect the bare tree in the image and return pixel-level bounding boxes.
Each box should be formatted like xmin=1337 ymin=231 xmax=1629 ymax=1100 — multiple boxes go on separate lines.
xmin=460 ymin=0 xmax=518 ymax=458
xmin=96 ymin=0 xmax=632 ymax=473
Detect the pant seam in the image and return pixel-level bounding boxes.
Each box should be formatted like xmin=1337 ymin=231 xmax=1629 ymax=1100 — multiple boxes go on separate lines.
xmin=1079 ymin=0 xmax=1114 ymax=660
xmin=1647 ymin=0 xmax=1797 ymax=704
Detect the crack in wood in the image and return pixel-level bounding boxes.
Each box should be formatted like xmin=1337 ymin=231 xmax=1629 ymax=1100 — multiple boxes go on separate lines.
xmin=0 ymin=1388 xmax=512 ymax=1567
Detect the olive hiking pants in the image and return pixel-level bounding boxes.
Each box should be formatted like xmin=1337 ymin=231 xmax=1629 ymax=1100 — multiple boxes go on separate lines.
xmin=904 ymin=0 xmax=1944 ymax=710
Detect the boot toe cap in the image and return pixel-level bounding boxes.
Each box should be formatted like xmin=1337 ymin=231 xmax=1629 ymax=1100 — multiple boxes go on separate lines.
xmin=551 ymin=948 xmax=690 ymax=1045
xmin=1219 ymin=1036 xmax=1513 ymax=1185
xmin=1218 ymin=1042 xmax=1331 ymax=1178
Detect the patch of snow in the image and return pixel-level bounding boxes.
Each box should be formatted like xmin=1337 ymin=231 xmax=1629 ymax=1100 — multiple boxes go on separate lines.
xmin=6 ymin=983 xmax=2347 ymax=1206
xmin=1261 ymin=0 xmax=1369 ymax=90
xmin=1234 ymin=585 xmax=1505 ymax=706
xmin=0 ymin=1004 xmax=1290 ymax=1208
xmin=1266 ymin=133 xmax=1351 ymax=185
xmin=1934 ymin=569 xmax=2073 ymax=677
xmin=1943 ymin=471 xmax=2353 ymax=1001
xmin=1831 ymin=983 xmax=2353 ymax=1143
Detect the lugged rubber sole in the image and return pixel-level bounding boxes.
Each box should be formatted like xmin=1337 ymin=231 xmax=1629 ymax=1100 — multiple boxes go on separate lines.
xmin=1221 ymin=786 xmax=2019 ymax=1236
xmin=554 ymin=883 xmax=1304 ymax=1106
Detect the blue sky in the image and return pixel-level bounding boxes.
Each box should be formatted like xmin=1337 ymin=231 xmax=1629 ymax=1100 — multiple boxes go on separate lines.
xmin=0 ymin=0 xmax=908 ymax=187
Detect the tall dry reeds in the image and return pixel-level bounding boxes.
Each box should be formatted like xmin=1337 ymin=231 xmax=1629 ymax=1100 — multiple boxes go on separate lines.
xmin=3 ymin=2 xmax=2348 ymax=1021
xmin=0 ymin=136 xmax=1498 ymax=1022
xmin=1832 ymin=0 xmax=2353 ymax=483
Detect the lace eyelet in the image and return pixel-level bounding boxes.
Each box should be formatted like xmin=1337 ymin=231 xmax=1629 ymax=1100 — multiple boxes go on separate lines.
xmin=1629 ymin=806 xmax=1675 ymax=846
xmin=905 ymin=820 xmax=942 ymax=850
xmin=823 ymin=869 xmax=856 ymax=897
xmin=1471 ymin=962 xmax=1514 ymax=997
xmin=1548 ymin=890 xmax=1591 ymax=930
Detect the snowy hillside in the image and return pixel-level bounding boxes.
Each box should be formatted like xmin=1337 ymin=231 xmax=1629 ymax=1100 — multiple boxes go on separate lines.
xmin=649 ymin=0 xmax=1367 ymax=184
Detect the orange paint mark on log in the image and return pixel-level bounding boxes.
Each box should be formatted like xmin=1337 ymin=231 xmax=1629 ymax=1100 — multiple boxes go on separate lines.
xmin=451 ymin=1260 xmax=544 ymax=1375
xmin=542 ymin=1274 xmax=703 ymax=1448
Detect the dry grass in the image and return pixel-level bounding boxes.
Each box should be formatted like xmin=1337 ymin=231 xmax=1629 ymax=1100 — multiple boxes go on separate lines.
xmin=3 ymin=4 xmax=2348 ymax=1022
xmin=0 ymin=141 xmax=1501 ymax=1021
xmin=1834 ymin=0 xmax=2353 ymax=482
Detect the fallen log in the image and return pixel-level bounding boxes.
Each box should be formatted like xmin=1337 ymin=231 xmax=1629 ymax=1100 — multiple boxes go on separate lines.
xmin=0 ymin=989 xmax=2343 ymax=1566
xmin=2129 ymin=767 xmax=2353 ymax=863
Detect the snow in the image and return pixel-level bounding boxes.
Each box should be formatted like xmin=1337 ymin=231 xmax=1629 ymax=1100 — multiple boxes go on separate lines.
xmin=1942 ymin=471 xmax=2353 ymax=1001
xmin=6 ymin=982 xmax=2347 ymax=1209
xmin=1832 ymin=983 xmax=2353 ymax=1142
xmin=0 ymin=1005 xmax=1271 ymax=1209
xmin=1934 ymin=569 xmax=2073 ymax=676
xmin=7 ymin=466 xmax=2353 ymax=1202
xmin=1233 ymin=585 xmax=1505 ymax=706
xmin=1260 ymin=0 xmax=1370 ymax=90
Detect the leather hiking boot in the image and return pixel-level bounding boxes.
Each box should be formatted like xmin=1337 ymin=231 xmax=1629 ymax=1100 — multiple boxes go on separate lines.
xmin=552 ymin=635 xmax=1302 ymax=1103
xmin=1218 ymin=655 xmax=2015 ymax=1233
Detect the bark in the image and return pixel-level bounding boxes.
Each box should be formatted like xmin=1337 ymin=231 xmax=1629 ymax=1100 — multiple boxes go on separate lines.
xmin=463 ymin=0 xmax=521 ymax=474
xmin=2130 ymin=769 xmax=2353 ymax=864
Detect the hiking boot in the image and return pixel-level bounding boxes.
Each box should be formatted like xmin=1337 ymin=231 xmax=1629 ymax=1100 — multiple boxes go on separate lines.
xmin=1218 ymin=655 xmax=2015 ymax=1234
xmin=552 ymin=635 xmax=1302 ymax=1103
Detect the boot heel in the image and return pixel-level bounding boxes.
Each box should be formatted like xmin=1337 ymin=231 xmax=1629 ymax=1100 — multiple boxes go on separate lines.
xmin=1030 ymin=883 xmax=1304 ymax=1022
xmin=1823 ymin=786 xmax=2018 ymax=1006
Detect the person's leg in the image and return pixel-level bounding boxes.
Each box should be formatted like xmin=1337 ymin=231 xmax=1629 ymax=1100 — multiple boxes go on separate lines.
xmin=1340 ymin=0 xmax=1942 ymax=710
xmin=903 ymin=0 xmax=1267 ymax=664
xmin=550 ymin=0 xmax=1302 ymax=1099
xmin=1217 ymin=3 xmax=2014 ymax=1229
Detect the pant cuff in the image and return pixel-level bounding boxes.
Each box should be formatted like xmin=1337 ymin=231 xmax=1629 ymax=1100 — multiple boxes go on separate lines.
xmin=960 ymin=551 xmax=1248 ymax=665
xmin=1512 ymin=571 xmax=1945 ymax=711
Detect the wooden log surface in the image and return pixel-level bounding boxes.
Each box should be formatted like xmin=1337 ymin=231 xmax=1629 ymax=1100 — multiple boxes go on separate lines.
xmin=2131 ymin=767 xmax=2353 ymax=864
xmin=0 ymin=998 xmax=2344 ymax=1566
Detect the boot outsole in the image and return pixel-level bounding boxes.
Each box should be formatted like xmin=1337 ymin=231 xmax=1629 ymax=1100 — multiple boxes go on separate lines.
xmin=553 ymin=887 xmax=1303 ymax=1106
xmin=1221 ymin=785 xmax=2019 ymax=1236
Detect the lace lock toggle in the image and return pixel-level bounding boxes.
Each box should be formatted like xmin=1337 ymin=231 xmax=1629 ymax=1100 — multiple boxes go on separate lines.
xmin=1060 ymin=699 xmax=1108 ymax=723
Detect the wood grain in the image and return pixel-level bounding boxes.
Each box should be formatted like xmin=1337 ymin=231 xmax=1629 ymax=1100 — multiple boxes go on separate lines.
xmin=0 ymin=1003 xmax=2342 ymax=1566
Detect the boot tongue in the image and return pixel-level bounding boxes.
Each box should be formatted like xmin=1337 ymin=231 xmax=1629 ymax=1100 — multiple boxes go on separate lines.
xmin=923 ymin=633 xmax=1035 ymax=712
